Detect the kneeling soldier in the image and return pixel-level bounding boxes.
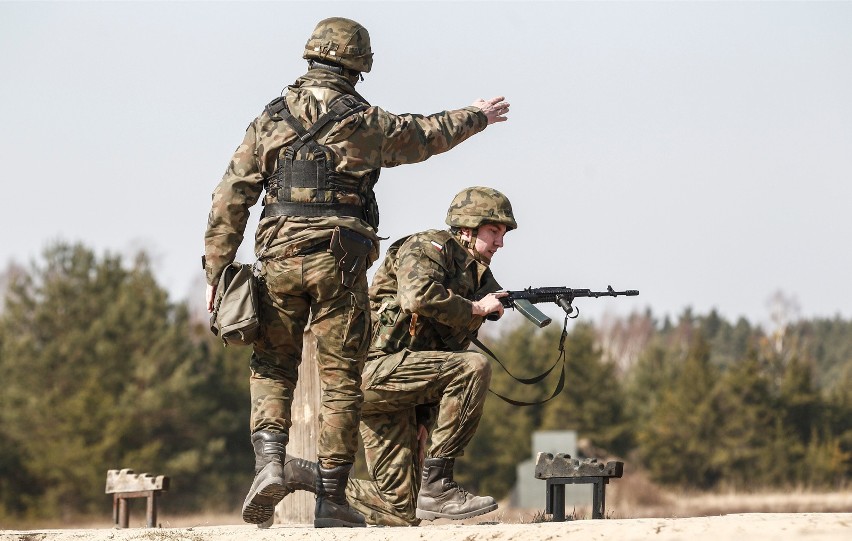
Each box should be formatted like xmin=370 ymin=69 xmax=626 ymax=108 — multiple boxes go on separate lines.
xmin=271 ymin=187 xmax=516 ymax=525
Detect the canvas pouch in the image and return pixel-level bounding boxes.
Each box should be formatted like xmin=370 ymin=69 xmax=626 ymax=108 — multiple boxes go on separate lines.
xmin=209 ymin=262 xmax=260 ymax=346
xmin=208 ymin=217 xmax=286 ymax=347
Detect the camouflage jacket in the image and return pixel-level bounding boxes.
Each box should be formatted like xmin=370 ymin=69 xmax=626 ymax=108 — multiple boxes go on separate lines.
xmin=204 ymin=69 xmax=489 ymax=285
xmin=369 ymin=229 xmax=501 ymax=355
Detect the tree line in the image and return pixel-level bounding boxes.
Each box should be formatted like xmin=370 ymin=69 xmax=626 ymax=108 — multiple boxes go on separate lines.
xmin=0 ymin=243 xmax=849 ymax=522
xmin=457 ymin=307 xmax=851 ymax=496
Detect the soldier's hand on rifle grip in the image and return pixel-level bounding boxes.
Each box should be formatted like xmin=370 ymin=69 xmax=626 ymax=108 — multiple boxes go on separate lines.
xmin=473 ymin=291 xmax=507 ymax=319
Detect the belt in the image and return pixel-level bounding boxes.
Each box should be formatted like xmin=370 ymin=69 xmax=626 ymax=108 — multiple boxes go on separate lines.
xmin=261 ymin=201 xmax=366 ymax=221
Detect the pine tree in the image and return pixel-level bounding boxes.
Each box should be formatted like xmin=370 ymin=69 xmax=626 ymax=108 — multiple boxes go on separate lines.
xmin=778 ymin=355 xmax=821 ymax=448
xmin=538 ymin=322 xmax=628 ymax=455
xmin=823 ymin=368 xmax=852 ymax=484
xmin=0 ymin=242 xmax=252 ymax=518
xmin=708 ymin=347 xmax=776 ymax=486
xmin=636 ymin=328 xmax=721 ymax=487
xmin=790 ymin=317 xmax=852 ymax=392
xmin=624 ymin=341 xmax=676 ymax=440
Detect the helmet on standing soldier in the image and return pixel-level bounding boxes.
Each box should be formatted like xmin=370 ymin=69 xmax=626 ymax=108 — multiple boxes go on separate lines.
xmin=303 ymin=17 xmax=373 ymax=73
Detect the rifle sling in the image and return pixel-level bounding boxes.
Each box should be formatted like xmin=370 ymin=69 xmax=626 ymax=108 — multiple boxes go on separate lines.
xmin=470 ymin=336 xmax=566 ymax=407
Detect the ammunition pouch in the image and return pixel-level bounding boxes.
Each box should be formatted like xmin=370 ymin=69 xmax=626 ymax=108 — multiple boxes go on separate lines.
xmin=330 ymin=227 xmax=373 ymax=288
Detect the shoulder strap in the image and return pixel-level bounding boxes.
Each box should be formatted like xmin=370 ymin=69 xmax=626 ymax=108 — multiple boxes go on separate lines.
xmin=327 ymin=93 xmax=369 ymax=118
xmin=265 ymin=96 xmax=288 ymax=118
xmin=471 ymin=335 xmax=566 ymax=407
xmin=471 ymin=312 xmax=573 ymax=407
xmin=265 ymin=93 xmax=367 ymax=146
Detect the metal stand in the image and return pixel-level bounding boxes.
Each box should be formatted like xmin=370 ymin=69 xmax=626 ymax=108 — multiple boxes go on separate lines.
xmin=112 ymin=490 xmax=161 ymax=528
xmin=534 ymin=453 xmax=623 ymax=521
xmin=545 ymin=476 xmax=610 ymax=520
xmin=105 ymin=469 xmax=169 ymax=528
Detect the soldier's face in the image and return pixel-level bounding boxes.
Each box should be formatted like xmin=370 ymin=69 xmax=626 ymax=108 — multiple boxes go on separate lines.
xmin=463 ymin=223 xmax=507 ymax=264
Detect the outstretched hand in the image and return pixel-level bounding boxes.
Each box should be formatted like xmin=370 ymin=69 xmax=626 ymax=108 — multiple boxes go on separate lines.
xmin=472 ymin=96 xmax=510 ymax=125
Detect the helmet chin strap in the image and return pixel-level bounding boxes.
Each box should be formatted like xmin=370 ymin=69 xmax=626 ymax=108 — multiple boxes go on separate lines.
xmin=454 ymin=227 xmax=487 ymax=264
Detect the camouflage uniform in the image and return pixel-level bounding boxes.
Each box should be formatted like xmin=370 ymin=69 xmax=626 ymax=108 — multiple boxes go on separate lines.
xmin=344 ymin=229 xmax=501 ymax=525
xmin=204 ymin=68 xmax=489 ymax=471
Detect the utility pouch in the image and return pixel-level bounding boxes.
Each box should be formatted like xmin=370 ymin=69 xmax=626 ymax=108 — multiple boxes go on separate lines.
xmin=330 ymin=226 xmax=373 ymax=288
xmin=210 ymin=262 xmax=260 ymax=346
xmin=207 ymin=217 xmax=286 ymax=347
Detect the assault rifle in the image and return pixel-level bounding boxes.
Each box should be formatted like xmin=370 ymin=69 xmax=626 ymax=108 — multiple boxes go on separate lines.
xmin=486 ymin=285 xmax=640 ymax=327
xmin=475 ymin=285 xmax=639 ymax=407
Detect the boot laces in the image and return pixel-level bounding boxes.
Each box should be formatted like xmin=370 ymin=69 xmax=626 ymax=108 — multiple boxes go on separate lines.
xmin=444 ymin=479 xmax=471 ymax=499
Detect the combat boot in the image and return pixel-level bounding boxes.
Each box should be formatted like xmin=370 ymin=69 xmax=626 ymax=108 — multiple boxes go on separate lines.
xmin=242 ymin=430 xmax=317 ymax=524
xmin=415 ymin=457 xmax=498 ymax=521
xmin=314 ymin=464 xmax=366 ymax=528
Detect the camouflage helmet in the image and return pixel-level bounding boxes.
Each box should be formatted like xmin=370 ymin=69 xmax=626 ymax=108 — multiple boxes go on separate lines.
xmin=303 ymin=17 xmax=373 ymax=73
xmin=445 ymin=186 xmax=517 ymax=231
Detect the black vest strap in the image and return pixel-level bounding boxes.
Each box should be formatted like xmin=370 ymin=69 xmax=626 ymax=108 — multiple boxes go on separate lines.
xmin=265 ymin=96 xmax=288 ymax=118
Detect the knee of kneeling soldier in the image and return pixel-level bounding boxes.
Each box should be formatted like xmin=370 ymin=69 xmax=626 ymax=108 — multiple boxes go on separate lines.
xmin=464 ymin=351 xmax=491 ymax=380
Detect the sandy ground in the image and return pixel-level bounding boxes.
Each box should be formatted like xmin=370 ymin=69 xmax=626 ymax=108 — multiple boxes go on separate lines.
xmin=2 ymin=513 xmax=850 ymax=541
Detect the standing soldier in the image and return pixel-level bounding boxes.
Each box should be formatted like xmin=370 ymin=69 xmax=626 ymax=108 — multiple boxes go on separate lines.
xmin=203 ymin=18 xmax=510 ymax=528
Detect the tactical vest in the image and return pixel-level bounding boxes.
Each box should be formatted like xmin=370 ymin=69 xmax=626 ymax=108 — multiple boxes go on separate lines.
xmin=261 ymin=94 xmax=381 ymax=229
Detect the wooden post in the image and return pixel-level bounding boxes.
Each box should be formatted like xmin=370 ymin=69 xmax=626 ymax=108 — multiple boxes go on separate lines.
xmin=276 ymin=330 xmax=321 ymax=524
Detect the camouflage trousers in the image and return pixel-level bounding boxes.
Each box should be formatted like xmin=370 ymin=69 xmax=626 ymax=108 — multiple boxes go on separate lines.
xmin=345 ymin=348 xmax=492 ymax=526
xmin=249 ymin=250 xmax=370 ymax=468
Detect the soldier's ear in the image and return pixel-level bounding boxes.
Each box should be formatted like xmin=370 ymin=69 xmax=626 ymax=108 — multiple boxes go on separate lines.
xmin=459 ymin=228 xmax=473 ymax=242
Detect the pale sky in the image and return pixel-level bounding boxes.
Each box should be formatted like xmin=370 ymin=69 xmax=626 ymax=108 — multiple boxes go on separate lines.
xmin=2 ymin=1 xmax=851 ymax=327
